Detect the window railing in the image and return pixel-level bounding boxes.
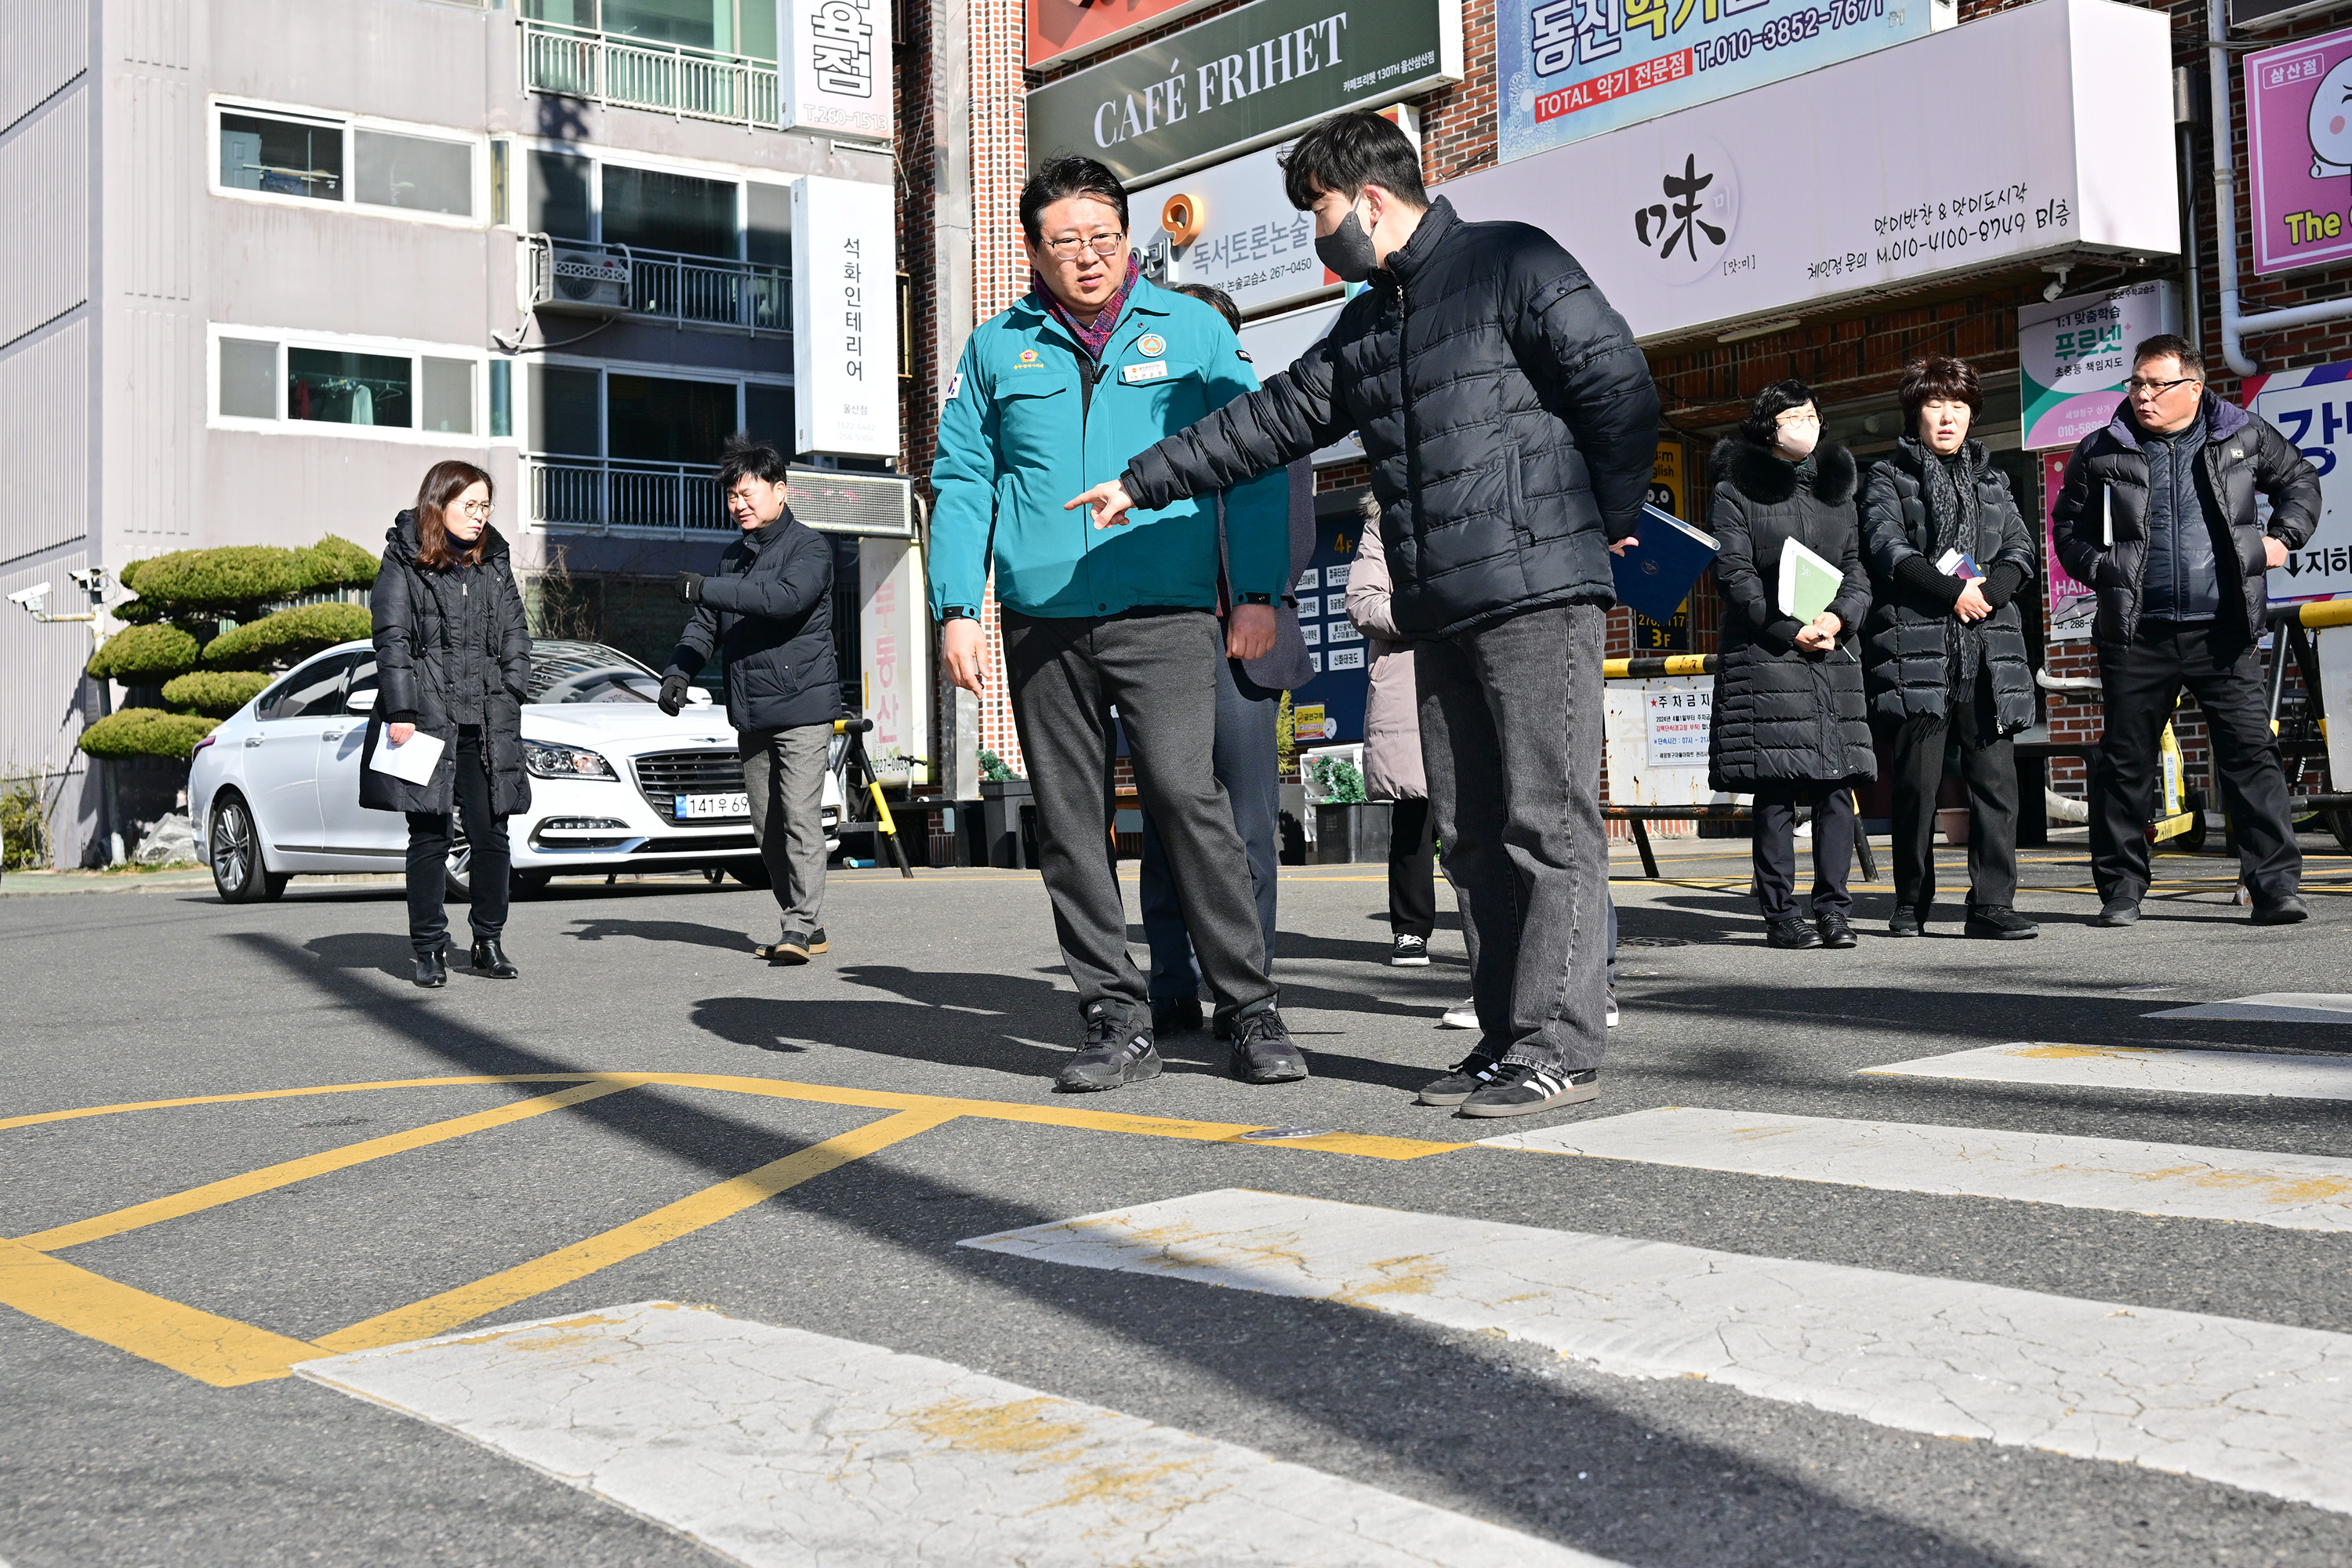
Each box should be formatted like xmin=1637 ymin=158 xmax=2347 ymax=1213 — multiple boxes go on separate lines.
xmin=520 ymin=19 xmax=778 ymax=129
xmin=525 ymin=456 xmax=731 ymax=537
xmin=524 ymin=236 xmax=789 ymax=336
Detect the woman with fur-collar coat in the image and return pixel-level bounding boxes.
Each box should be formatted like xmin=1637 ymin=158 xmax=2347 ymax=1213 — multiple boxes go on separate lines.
xmin=1707 ymin=379 xmax=1877 ymax=951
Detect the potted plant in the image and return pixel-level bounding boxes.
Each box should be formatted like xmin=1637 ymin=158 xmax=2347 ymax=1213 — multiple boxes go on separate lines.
xmin=1308 ymin=753 xmax=1389 ymax=865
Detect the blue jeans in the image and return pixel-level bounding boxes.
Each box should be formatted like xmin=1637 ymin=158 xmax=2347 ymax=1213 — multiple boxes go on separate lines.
xmin=1139 ymin=655 xmax=1281 ymax=1001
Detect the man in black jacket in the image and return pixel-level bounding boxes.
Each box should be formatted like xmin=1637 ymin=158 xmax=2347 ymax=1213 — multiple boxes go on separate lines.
xmin=1071 ymin=112 xmax=1660 ymax=1116
xmin=664 ymin=437 xmax=846 ymax=963
xmin=2052 ymin=335 xmax=2321 ymax=927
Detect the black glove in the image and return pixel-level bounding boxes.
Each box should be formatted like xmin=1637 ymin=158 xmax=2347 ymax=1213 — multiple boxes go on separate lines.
xmin=676 ymin=572 xmax=704 ymax=604
xmin=659 ymin=674 xmax=689 ymax=716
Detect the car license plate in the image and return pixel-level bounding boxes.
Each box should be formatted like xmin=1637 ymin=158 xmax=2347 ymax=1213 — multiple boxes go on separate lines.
xmin=677 ymin=792 xmax=750 ymax=820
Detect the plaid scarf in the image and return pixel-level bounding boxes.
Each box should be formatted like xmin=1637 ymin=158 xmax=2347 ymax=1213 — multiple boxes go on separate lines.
xmin=1033 ymin=254 xmax=1141 ymax=361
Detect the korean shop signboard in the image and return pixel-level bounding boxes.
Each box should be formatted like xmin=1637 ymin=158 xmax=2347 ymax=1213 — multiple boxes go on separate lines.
xmin=1029 ymin=0 xmax=1225 ymax=71
xmin=2245 ymin=25 xmax=2352 ymax=275
xmin=791 ymin=175 xmax=898 ymax=456
xmin=1025 ymin=0 xmax=1464 ymax=187
xmin=1498 ymin=0 xmax=1950 ymax=162
xmin=1443 ymin=0 xmax=2176 ymax=344
xmin=780 ymin=0 xmax=893 ymax=142
xmin=2017 ymin=280 xmax=2179 ymax=451
xmin=2245 ymin=361 xmax=2352 ymax=603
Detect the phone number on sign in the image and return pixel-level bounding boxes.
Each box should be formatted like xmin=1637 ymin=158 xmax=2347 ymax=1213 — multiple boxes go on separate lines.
xmin=1693 ymin=0 xmax=1886 ymax=71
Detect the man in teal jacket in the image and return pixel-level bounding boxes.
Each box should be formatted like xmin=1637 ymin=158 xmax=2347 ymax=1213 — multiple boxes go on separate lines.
xmin=930 ymin=154 xmax=1304 ymax=1093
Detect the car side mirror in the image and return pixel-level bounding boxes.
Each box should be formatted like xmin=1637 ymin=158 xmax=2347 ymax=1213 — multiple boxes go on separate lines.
xmin=346 ymin=688 xmax=379 ymax=713
xmin=686 ymin=687 xmax=713 ymax=706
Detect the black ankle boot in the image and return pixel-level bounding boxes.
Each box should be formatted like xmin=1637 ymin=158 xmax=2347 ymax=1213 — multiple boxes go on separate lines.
xmin=412 ymin=946 xmax=448 ymax=988
xmin=470 ymin=937 xmax=518 ymax=978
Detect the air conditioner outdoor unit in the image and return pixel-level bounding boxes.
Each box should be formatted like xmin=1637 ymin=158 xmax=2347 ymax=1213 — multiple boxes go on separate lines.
xmin=530 ymin=238 xmax=630 ymax=316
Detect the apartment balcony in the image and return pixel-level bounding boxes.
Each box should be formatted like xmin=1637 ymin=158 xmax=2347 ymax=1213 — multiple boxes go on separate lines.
xmin=524 ymin=456 xmax=916 ymax=540
xmin=520 ymin=18 xmax=778 ymax=129
xmin=524 ymin=236 xmax=788 ymax=335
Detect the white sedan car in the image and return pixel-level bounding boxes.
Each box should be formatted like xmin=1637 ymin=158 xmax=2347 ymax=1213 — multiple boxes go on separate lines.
xmin=190 ymin=639 xmax=840 ymax=902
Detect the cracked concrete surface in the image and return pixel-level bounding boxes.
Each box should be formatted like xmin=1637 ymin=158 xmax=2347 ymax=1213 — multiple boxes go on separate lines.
xmin=295 ymin=1301 xmax=1628 ymax=1566
xmin=963 ymin=1189 xmax=2352 ymax=1515
xmin=1481 ymin=1105 xmax=2352 ymax=1230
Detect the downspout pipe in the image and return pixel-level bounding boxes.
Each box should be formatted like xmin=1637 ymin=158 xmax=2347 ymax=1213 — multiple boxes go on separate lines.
xmin=2214 ymin=0 xmax=2352 ymax=374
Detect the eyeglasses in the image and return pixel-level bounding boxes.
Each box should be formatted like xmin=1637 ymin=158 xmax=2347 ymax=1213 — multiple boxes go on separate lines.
xmin=1775 ymin=412 xmax=1821 ymax=426
xmin=459 ymin=500 xmax=494 ymax=519
xmin=2125 ymin=376 xmax=2201 ymax=397
xmin=1040 ymin=231 xmax=1126 ymax=262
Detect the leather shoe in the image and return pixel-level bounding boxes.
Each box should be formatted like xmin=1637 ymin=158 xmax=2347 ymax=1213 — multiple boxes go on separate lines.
xmin=1965 ymin=905 xmax=2040 ymax=940
xmin=2251 ymin=894 xmax=2310 ymax=926
xmin=1765 ymin=916 xmax=1822 ymax=949
xmin=412 ymin=946 xmax=448 ymax=988
xmin=2092 ymin=898 xmax=2142 ymax=927
xmin=470 ymin=937 xmax=519 ymax=978
xmin=1816 ymin=914 xmax=1857 ymax=949
xmin=1888 ymin=910 xmax=1925 ymax=938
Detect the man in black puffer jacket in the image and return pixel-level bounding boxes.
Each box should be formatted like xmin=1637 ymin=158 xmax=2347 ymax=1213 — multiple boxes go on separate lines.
xmin=2051 ymin=335 xmax=2320 ymax=927
xmin=664 ymin=437 xmax=845 ymax=964
xmin=1071 ymin=111 xmax=1660 ymax=1118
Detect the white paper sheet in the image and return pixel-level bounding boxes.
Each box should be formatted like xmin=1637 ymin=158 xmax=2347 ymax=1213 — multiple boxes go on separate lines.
xmin=368 ymin=729 xmax=445 ymax=786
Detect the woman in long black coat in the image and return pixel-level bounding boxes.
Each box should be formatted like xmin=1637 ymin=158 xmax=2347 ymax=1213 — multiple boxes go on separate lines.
xmin=1708 ymin=379 xmax=1878 ymax=949
xmin=361 ymin=460 xmax=534 ymax=986
xmin=1859 ymin=356 xmax=2039 ymax=940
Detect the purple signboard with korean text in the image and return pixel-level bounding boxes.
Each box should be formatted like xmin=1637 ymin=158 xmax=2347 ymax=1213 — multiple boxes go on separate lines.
xmin=2246 ymin=26 xmax=2352 ymax=275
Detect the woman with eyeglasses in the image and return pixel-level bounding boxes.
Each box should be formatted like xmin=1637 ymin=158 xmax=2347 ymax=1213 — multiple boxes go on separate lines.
xmin=361 ymin=460 xmax=533 ymax=986
xmin=1705 ymin=379 xmax=1877 ymax=950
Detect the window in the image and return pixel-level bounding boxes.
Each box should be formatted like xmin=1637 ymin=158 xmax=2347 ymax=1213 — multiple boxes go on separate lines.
xmin=522 ymin=1 xmax=774 ymax=57
xmin=219 ymin=339 xmax=278 ymax=419
xmin=601 ymin=165 xmax=736 ymax=258
xmin=259 ymin=655 xmax=354 ymax=721
xmin=421 ymin=358 xmax=475 ymax=434
xmin=744 ymin=383 xmax=793 ymax=452
xmin=524 ymin=364 xmax=794 ymax=462
xmin=607 ymin=373 xmax=735 ymax=463
xmin=489 ymin=361 xmax=514 ymax=439
xmin=214 ymin=102 xmax=481 ymax=224
xmin=531 ymin=365 xmax=602 ymax=455
xmin=343 ymin=658 xmax=381 ymax=716
xmin=215 ymin=327 xmax=490 ymax=442
xmin=354 ymin=129 xmax=474 ymax=216
xmin=529 ymin=151 xmax=593 ymax=240
xmin=289 ymin=349 xmax=412 ymax=427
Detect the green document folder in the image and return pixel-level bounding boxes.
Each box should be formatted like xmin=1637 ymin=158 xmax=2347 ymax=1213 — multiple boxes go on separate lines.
xmin=1777 ymin=539 xmax=1842 ymax=624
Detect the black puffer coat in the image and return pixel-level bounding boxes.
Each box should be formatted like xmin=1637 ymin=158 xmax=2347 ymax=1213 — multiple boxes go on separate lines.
xmin=1858 ymin=438 xmax=2038 ymax=733
xmin=360 ymin=513 xmax=533 ymax=817
xmin=1119 ymin=198 xmax=1661 ymax=640
xmin=1707 ymin=437 xmax=1877 ymax=791
xmin=2050 ymin=393 xmax=2320 ymax=645
xmin=664 ymin=505 xmax=845 ymax=733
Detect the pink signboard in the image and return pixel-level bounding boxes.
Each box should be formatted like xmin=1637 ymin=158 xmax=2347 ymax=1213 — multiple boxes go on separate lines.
xmin=2042 ymin=451 xmax=2097 ymax=640
xmin=2246 ymin=26 xmax=2352 ymax=276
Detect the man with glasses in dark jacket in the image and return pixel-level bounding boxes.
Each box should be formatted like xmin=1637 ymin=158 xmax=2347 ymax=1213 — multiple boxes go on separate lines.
xmin=1071 ymin=111 xmax=1660 ymax=1117
xmin=2051 ymin=335 xmax=2321 ymax=927
xmin=662 ymin=436 xmax=845 ymax=964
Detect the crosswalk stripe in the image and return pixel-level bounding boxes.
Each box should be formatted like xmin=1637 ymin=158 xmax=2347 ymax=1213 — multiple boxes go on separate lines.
xmin=963 ymin=1189 xmax=2352 ymax=1515
xmin=2143 ymin=993 xmax=2352 ymax=1023
xmin=1859 ymin=1042 xmax=2352 ymax=1100
xmin=1478 ymin=1106 xmax=2352 ymax=1231
xmin=296 ymin=1301 xmax=1627 ymax=1568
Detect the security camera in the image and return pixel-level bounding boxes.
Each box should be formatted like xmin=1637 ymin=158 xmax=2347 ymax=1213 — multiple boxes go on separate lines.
xmin=68 ymin=567 xmax=109 ymax=595
xmin=8 ymin=583 xmax=51 ymax=614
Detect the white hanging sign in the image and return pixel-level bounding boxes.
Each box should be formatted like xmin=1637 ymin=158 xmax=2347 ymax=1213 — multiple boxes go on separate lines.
xmin=780 ymin=0 xmax=893 ymax=142
xmin=791 ymin=175 xmax=899 ymax=458
xmin=860 ymin=539 xmax=931 ymax=785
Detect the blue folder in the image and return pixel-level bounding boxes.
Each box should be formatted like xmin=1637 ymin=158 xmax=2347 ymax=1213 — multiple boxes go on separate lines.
xmin=1610 ymin=503 xmax=1720 ymax=626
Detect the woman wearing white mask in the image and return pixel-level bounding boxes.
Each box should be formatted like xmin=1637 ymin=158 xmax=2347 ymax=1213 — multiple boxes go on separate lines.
xmin=1705 ymin=380 xmax=1877 ymax=950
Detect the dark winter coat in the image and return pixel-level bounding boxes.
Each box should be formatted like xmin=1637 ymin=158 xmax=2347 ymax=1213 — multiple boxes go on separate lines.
xmin=664 ymin=506 xmax=845 ymax=734
xmin=1706 ymin=437 xmax=1877 ymax=791
xmin=1858 ymin=437 xmax=2038 ymax=733
xmin=2050 ymin=393 xmax=2321 ymax=645
xmin=1119 ymin=197 xmax=1661 ymax=641
xmin=360 ymin=512 xmax=534 ymax=817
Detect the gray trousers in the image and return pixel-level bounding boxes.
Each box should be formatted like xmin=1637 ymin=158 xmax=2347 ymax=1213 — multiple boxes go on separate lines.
xmin=740 ymin=723 xmax=829 ymax=935
xmin=1420 ymin=603 xmax=1609 ymax=1073
xmin=1002 ymin=609 xmax=1275 ymax=1026
xmin=1138 ymin=653 xmax=1281 ymax=1000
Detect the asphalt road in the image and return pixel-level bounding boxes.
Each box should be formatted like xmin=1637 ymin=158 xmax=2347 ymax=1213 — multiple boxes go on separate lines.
xmin=4 ymin=838 xmax=2350 ymax=1567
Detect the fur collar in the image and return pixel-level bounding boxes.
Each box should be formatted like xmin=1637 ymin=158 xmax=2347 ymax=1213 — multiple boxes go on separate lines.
xmin=1709 ymin=433 xmax=1857 ymax=506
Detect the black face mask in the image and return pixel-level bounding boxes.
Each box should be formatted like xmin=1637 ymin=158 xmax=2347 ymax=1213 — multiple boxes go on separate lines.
xmin=1314 ymin=208 xmax=1377 ymax=284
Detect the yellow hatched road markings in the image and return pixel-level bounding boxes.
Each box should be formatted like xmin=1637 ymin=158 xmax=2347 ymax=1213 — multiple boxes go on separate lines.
xmin=0 ymin=1073 xmax=1469 ymax=1388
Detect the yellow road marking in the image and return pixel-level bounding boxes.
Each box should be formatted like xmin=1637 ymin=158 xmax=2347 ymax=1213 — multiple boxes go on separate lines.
xmin=313 ymin=1108 xmax=958 ymax=1354
xmin=14 ymin=1080 xmax=641 ymax=1252
xmin=0 ymin=1236 xmax=319 ymax=1388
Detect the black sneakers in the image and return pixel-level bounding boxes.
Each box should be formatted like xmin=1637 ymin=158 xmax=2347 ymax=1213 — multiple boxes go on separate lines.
xmin=1389 ymin=933 xmax=1432 ymax=967
xmin=1152 ymin=995 xmax=1204 ymax=1034
xmin=1418 ymin=1053 xmax=1500 ymax=1106
xmin=1965 ymin=906 xmax=2039 ymax=940
xmin=1766 ymin=916 xmax=1822 ymax=949
xmin=1229 ymin=1008 xmax=1308 ymax=1083
xmin=1458 ymin=1062 xmax=1601 ymax=1118
xmin=2092 ymin=898 xmax=2143 ymax=927
xmin=2252 ymin=895 xmax=2310 ymax=925
xmin=1057 ymin=1007 xmax=1161 ymax=1093
xmin=1889 ymin=910 xmax=1926 ymax=938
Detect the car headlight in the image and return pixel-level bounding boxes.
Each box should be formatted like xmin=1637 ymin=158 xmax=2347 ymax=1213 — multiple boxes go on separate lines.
xmin=524 ymin=740 xmax=618 ymax=780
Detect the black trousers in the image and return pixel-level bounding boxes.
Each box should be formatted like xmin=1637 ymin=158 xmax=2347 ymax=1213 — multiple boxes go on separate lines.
xmin=1751 ymin=779 xmax=1859 ymax=921
xmin=1886 ymin=677 xmax=2019 ymax=916
xmin=405 ymin=725 xmax=509 ymax=953
xmin=1138 ymin=652 xmax=1281 ymax=1001
xmin=1002 ymin=609 xmax=1274 ymax=1025
xmin=2090 ymin=620 xmax=2303 ymax=904
xmin=1387 ymin=795 xmax=1436 ymax=938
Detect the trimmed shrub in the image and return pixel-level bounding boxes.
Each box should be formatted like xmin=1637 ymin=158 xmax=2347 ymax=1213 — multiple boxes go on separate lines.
xmin=79 ymin=709 xmax=219 ymax=761
xmin=199 ymin=602 xmax=374 ymax=670
xmin=307 ymin=534 xmax=380 ymax=588
xmin=123 ymin=545 xmax=328 ymax=611
xmin=87 ymin=623 xmax=201 ymax=682
xmin=161 ymin=670 xmax=272 ymax=717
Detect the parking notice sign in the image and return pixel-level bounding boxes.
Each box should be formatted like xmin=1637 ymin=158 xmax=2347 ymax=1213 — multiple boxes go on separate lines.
xmin=1646 ymin=684 xmax=1712 ymax=769
xmin=2245 ymin=361 xmax=2352 ymax=602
